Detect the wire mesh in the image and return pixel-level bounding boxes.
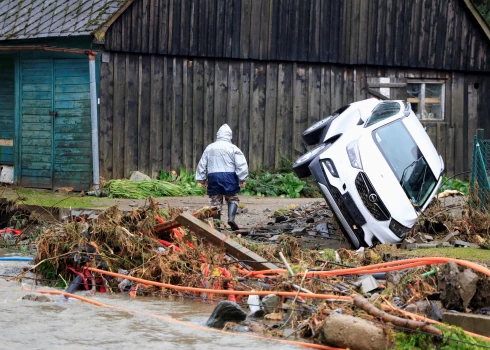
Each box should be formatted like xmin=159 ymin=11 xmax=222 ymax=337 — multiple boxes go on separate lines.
xmin=470 ymin=135 xmax=490 ymax=209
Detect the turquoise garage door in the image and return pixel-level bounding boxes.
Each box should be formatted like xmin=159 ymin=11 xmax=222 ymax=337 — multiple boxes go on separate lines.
xmin=20 ymin=58 xmax=92 ymax=190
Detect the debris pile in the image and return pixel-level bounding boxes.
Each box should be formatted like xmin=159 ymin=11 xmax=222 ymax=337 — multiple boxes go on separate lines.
xmin=18 ymin=197 xmax=490 ymax=349
xmin=239 ymin=201 xmax=351 ymax=251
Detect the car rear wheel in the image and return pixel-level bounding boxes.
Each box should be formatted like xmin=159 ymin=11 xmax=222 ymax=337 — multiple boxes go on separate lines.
xmin=292 ymin=143 xmax=329 ymax=178
xmin=302 ymin=117 xmax=332 ymax=145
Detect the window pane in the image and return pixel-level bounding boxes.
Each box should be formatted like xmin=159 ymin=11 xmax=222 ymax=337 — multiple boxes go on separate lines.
xmin=407 ymin=83 xmax=421 ymax=99
xmin=425 ymin=84 xmax=442 ymax=98
xmin=423 ymin=83 xmax=443 ymax=120
xmin=407 ymin=83 xmax=422 ymax=118
xmin=425 ymin=103 xmax=443 ymax=119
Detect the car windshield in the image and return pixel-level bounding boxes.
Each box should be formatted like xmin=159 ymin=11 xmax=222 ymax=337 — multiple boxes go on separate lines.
xmin=365 ymin=102 xmax=401 ymax=127
xmin=373 ymin=120 xmax=438 ymax=207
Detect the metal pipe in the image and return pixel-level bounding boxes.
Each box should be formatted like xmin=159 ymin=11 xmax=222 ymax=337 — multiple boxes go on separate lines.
xmin=89 ymin=54 xmax=100 ymax=191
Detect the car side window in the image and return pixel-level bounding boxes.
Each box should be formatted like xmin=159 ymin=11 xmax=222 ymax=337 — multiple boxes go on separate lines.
xmin=365 ymin=102 xmax=401 ymax=127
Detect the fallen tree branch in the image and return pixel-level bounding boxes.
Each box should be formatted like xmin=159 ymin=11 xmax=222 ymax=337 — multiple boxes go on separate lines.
xmin=353 ymin=295 xmax=442 ymax=336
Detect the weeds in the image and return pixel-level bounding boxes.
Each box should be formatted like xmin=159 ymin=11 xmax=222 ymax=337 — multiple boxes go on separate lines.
xmin=392 ymin=324 xmax=490 ymax=349
xmin=440 ymin=176 xmax=469 ymax=195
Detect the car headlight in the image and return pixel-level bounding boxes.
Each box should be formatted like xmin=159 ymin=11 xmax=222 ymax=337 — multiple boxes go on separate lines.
xmin=346 ymin=140 xmax=363 ymax=169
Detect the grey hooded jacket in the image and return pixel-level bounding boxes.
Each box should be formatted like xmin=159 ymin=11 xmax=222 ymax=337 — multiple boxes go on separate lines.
xmin=195 ymin=124 xmax=248 ymax=195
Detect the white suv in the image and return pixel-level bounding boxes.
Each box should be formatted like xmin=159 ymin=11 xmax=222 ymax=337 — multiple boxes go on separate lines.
xmin=293 ymin=99 xmax=444 ymax=248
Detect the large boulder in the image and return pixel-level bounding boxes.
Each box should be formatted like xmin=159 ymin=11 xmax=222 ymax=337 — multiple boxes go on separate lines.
xmin=206 ymin=301 xmax=247 ymax=329
xmin=129 ymin=171 xmax=151 ymax=181
xmin=322 ymin=313 xmax=386 ymax=350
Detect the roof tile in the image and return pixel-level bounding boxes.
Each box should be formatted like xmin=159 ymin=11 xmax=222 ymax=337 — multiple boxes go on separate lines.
xmin=0 ymin=0 xmax=126 ymax=40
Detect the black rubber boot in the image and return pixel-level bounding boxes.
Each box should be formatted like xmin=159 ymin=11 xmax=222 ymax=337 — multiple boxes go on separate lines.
xmin=227 ymin=203 xmax=239 ymax=231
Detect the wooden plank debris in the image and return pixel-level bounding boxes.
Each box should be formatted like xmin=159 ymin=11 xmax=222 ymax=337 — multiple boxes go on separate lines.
xmin=176 ymin=212 xmax=280 ymax=271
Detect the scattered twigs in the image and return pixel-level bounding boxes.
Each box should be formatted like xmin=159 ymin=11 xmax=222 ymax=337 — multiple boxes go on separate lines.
xmin=279 ymin=251 xmax=295 ymax=276
xmin=353 ymin=295 xmax=442 ymax=336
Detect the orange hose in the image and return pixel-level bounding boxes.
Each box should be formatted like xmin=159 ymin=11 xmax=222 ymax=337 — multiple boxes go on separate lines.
xmin=87 ymin=267 xmax=353 ymax=301
xmin=39 ymin=290 xmax=343 ymax=350
xmin=251 ymin=258 xmax=490 ymax=279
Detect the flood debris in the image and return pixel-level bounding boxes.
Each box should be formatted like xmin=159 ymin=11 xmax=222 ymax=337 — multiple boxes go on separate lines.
xmin=3 ymin=195 xmax=489 ymax=349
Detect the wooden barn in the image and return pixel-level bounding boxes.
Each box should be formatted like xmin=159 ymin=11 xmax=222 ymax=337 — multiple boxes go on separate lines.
xmin=97 ymin=0 xmax=490 ymax=182
xmin=1 ymin=0 xmax=490 ymax=190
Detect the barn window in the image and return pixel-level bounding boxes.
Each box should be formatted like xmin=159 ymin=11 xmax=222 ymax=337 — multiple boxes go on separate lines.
xmin=407 ymin=82 xmax=445 ymax=120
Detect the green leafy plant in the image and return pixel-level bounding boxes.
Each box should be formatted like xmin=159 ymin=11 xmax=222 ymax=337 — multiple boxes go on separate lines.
xmin=392 ymin=324 xmax=490 ymax=349
xmin=242 ymin=172 xmax=306 ymax=198
xmin=440 ymin=176 xmax=469 ymax=195
xmin=159 ymin=168 xmax=206 ymax=196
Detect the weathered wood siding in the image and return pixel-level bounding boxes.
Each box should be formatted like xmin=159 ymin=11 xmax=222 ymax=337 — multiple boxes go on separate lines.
xmin=104 ymin=0 xmax=490 ymax=72
xmin=99 ymin=53 xmax=490 ymax=180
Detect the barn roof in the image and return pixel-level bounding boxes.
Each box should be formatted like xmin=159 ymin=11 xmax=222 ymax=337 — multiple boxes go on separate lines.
xmin=0 ymin=0 xmax=129 ymax=41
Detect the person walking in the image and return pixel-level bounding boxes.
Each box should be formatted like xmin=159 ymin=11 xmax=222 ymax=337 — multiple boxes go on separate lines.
xmin=196 ymin=124 xmax=248 ymax=231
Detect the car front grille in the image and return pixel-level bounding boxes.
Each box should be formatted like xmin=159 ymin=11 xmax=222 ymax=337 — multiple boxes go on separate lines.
xmin=355 ymin=172 xmax=390 ymax=221
xmin=328 ymin=184 xmax=366 ymax=237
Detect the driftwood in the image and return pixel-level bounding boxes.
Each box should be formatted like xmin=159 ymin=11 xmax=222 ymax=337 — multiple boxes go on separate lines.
xmin=353 ymin=295 xmax=443 ymax=336
xmin=154 ymin=206 xmax=219 ymax=233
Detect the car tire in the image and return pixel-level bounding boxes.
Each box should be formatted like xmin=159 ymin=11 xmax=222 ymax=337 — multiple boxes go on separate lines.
xmin=302 ymin=117 xmax=332 ymax=146
xmin=292 ymin=144 xmax=328 ymax=178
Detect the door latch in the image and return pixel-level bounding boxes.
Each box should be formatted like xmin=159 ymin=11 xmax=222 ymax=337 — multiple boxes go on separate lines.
xmin=49 ymin=111 xmax=58 ymax=117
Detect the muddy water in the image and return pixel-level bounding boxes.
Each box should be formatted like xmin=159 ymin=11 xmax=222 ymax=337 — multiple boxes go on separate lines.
xmin=0 ymin=256 xmax=301 ymax=350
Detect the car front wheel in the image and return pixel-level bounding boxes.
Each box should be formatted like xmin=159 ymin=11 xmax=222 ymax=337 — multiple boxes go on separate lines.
xmin=292 ymin=143 xmax=329 ymax=178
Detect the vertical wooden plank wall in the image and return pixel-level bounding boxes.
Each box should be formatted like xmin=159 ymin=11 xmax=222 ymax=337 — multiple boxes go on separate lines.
xmin=100 ymin=52 xmax=486 ymax=179
xmin=104 ymin=0 xmax=490 ymax=73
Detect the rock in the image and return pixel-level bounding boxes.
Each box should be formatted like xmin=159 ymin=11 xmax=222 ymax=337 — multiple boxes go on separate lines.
xmin=405 ymin=303 xmax=418 ymax=314
xmin=129 ymin=171 xmax=151 ymax=181
xmin=459 ymin=269 xmax=479 ymax=308
xmin=275 ymin=215 xmax=287 ymax=223
xmin=261 ymin=294 xmax=280 ymax=310
xmin=241 ymin=208 xmax=249 ymax=214
xmin=322 ymin=313 xmax=386 ymax=350
xmin=470 ymin=277 xmax=490 ymax=309
xmin=386 ymin=268 xmax=417 ymax=286
xmin=369 ymin=293 xmax=380 ymax=303
xmin=428 ymin=301 xmax=443 ymax=321
xmin=438 ymin=262 xmax=479 ymax=311
xmin=206 ymin=301 xmax=247 ymax=329
xmin=306 ymin=217 xmax=314 ymax=224
xmin=22 ymin=294 xmax=51 ymax=302
xmin=248 ymin=309 xmax=265 ymax=318
xmin=405 ymin=300 xmax=429 ymax=315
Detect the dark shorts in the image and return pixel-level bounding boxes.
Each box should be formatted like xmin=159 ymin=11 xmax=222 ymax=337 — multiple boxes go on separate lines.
xmin=208 ymin=194 xmax=240 ymax=210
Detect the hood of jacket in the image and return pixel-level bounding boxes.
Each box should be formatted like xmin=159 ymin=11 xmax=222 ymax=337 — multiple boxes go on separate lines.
xmin=216 ymin=124 xmax=232 ymax=142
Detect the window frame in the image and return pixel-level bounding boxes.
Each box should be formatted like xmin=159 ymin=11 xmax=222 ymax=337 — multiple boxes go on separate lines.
xmin=406 ymin=81 xmax=445 ymax=120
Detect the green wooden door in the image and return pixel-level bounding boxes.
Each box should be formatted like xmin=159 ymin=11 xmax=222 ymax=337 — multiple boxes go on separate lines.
xmin=20 ymin=58 xmax=92 ymax=190
xmin=0 ymin=57 xmax=15 ymax=165
xmin=53 ymin=59 xmax=92 ymax=190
